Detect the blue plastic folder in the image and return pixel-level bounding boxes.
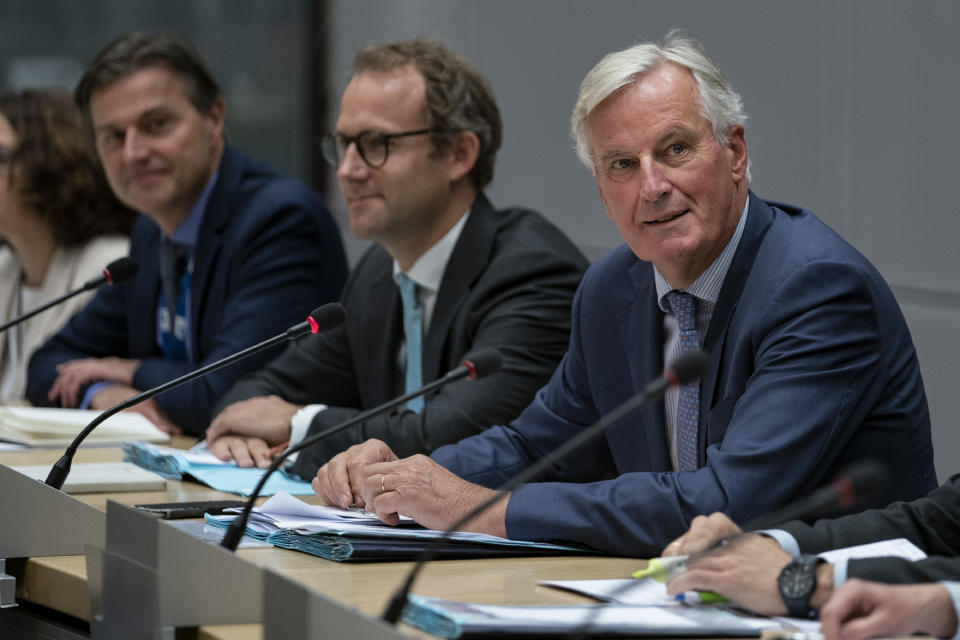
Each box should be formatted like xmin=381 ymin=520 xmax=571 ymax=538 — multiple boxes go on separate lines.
xmin=203 ymin=491 xmax=595 ymax=562
xmin=122 ymin=441 xmax=313 ymax=497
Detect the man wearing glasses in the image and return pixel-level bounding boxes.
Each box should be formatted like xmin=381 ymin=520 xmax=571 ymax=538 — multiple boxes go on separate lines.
xmin=206 ymin=38 xmax=588 ymax=474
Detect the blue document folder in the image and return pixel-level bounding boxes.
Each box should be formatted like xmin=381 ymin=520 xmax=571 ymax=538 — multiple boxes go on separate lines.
xmin=122 ymin=441 xmax=313 ymax=496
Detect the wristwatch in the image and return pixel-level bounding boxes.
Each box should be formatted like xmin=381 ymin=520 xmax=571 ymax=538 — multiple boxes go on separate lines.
xmin=777 ymin=554 xmax=823 ymax=618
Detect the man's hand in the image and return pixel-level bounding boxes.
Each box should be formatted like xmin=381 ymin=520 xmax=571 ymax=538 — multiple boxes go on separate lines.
xmin=205 ymin=396 xmax=301 ymax=465
xmin=48 ymin=357 xmax=140 ymax=407
xmin=208 ymin=436 xmax=287 ymax=468
xmin=312 ymin=439 xmax=399 ymax=509
xmin=820 ymin=580 xmax=958 ymax=640
xmin=363 ymin=454 xmax=508 ymax=536
xmin=666 ymin=533 xmax=830 ymax=616
xmin=662 ymin=512 xmax=743 ymax=556
xmin=89 ymin=384 xmax=182 ymax=435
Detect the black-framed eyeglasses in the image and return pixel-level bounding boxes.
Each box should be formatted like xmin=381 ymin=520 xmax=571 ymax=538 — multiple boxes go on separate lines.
xmin=320 ymin=128 xmax=443 ymax=169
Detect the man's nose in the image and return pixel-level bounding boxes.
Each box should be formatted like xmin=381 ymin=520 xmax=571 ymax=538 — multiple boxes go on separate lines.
xmin=122 ymin=127 xmax=149 ymax=161
xmin=336 ymin=142 xmax=369 ymax=180
xmin=638 ymin=159 xmax=671 ymax=202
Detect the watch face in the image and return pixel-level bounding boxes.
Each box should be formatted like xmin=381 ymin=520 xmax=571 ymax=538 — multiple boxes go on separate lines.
xmin=779 ymin=563 xmax=816 ymax=598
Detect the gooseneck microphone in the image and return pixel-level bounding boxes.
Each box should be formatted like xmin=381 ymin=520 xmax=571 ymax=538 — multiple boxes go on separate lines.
xmin=44 ymin=303 xmax=346 ymax=490
xmin=0 ymin=257 xmax=138 ymax=334
xmin=381 ymin=350 xmax=711 ymax=625
xmin=219 ymin=348 xmax=503 ymax=552
xmin=741 ymin=459 xmax=890 ymax=532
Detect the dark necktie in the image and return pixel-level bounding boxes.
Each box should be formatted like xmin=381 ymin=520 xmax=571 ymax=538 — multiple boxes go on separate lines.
xmin=159 ymin=239 xmax=189 ymax=321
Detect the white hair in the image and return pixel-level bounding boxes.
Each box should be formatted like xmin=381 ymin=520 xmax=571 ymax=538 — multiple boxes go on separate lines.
xmin=571 ymin=29 xmax=750 ymax=180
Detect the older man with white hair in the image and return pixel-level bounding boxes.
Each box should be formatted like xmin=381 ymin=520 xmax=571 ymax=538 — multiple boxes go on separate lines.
xmin=310 ymin=30 xmax=935 ymax=558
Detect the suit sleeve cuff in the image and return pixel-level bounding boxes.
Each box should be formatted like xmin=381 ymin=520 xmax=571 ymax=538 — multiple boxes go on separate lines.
xmin=286 ymin=404 xmax=327 ymax=462
xmin=760 ymin=529 xmax=801 ymax=557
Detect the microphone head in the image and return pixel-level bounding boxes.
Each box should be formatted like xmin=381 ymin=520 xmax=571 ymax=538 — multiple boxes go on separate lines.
xmin=668 ymin=350 xmax=709 ymax=386
xmin=832 ymin=459 xmax=890 ymax=510
xmin=306 ymin=303 xmax=346 ymax=334
xmin=461 ymin=348 xmax=502 ymax=380
xmin=104 ymin=257 xmax=138 ymax=285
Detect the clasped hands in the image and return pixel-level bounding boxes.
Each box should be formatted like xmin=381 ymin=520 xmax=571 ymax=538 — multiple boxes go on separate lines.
xmin=309 ymin=439 xmax=506 ymax=536
xmin=48 ymin=356 xmax=180 ymax=434
xmin=206 ymin=399 xmax=508 ymax=535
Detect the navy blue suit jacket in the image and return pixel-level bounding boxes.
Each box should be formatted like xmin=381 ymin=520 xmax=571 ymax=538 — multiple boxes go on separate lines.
xmin=27 ymin=146 xmax=348 ymax=434
xmin=432 ymin=195 xmax=936 ymax=557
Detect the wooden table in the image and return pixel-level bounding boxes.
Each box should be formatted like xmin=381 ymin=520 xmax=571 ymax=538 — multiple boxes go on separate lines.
xmin=0 ymin=440 xmax=641 ymax=639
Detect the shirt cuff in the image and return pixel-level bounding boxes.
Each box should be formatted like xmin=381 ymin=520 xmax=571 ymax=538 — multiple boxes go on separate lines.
xmin=760 ymin=529 xmax=801 ymax=557
xmin=80 ymin=381 xmax=112 ymax=409
xmin=825 ymin=557 xmax=848 ymax=589
xmin=941 ymin=581 xmax=960 ymax=640
xmin=285 ymin=404 xmax=326 ymax=463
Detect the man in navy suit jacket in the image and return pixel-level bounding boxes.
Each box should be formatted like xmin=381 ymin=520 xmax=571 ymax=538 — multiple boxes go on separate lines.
xmin=310 ymin=31 xmax=935 ymax=556
xmin=26 ymin=32 xmax=347 ymax=435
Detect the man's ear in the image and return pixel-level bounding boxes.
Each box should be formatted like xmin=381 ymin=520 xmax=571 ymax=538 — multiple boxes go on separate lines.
xmin=205 ymin=95 xmax=227 ymax=142
xmin=447 ymin=129 xmax=480 ymax=183
xmin=726 ymin=125 xmax=748 ymax=183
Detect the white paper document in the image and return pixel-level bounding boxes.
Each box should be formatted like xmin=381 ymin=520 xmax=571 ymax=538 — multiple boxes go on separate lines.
xmin=817 ymin=537 xmax=926 ymax=563
xmin=10 ymin=461 xmax=167 ymax=493
xmin=0 ymin=406 xmax=170 ymax=446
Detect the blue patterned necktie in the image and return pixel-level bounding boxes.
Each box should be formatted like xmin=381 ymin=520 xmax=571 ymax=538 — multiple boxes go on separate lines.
xmin=396 ymin=273 xmax=424 ymax=412
xmin=159 ymin=239 xmax=189 ymax=321
xmin=667 ymin=291 xmax=700 ymax=471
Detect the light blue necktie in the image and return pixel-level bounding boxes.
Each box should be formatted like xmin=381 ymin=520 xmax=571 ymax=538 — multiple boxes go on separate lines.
xmin=667 ymin=291 xmax=700 ymax=471
xmin=396 ymin=274 xmax=424 ymax=412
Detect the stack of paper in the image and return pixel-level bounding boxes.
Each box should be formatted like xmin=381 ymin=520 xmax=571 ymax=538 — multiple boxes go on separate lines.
xmin=0 ymin=407 xmax=170 ymax=447
xmin=122 ymin=441 xmax=313 ymax=497
xmin=401 ymin=596 xmax=764 ymax=638
xmin=204 ymin=491 xmax=595 ymax=561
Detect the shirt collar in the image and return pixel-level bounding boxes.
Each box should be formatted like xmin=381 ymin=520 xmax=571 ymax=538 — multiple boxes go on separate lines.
xmin=166 ymin=169 xmax=220 ymax=248
xmin=656 ymin=195 xmax=750 ymax=312
xmin=393 ymin=209 xmax=470 ymax=294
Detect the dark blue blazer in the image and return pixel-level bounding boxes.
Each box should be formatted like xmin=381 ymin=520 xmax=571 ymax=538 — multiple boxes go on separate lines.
xmin=26 ymin=146 xmax=348 ymax=434
xmin=432 ymin=195 xmax=936 ymax=557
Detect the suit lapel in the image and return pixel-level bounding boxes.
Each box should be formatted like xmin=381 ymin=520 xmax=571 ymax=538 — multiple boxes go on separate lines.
xmin=699 ymin=193 xmax=773 ymax=418
xmin=609 ymin=259 xmax=671 ymax=472
xmin=129 ymin=224 xmax=162 ymax=355
xmin=188 ymin=147 xmax=239 ymax=360
xmin=421 ymin=194 xmax=498 ymax=381
xmin=355 ymin=249 xmax=403 ymax=403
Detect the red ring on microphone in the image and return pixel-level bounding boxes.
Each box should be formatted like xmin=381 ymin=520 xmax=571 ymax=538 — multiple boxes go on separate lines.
xmin=463 ymin=360 xmax=478 ymax=380
xmin=307 ymin=316 xmax=319 ymax=334
xmin=664 ymin=369 xmax=680 ymax=387
xmin=833 ymin=475 xmax=856 ymax=509
xmin=103 ymin=268 xmax=114 ymax=285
